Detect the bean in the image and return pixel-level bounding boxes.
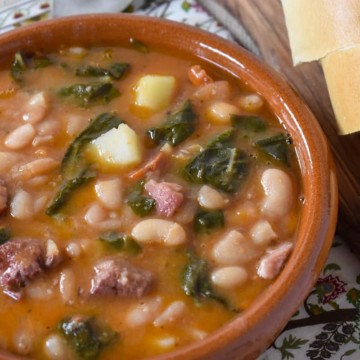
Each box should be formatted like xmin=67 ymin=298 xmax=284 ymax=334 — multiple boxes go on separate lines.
xmin=44 ymin=334 xmax=73 ymax=360
xmin=237 ymin=93 xmax=264 ymax=112
xmin=153 ymin=301 xmax=187 ymax=327
xmin=174 ymin=143 xmax=203 ymax=160
xmin=211 ymin=266 xmax=248 ymax=289
xmin=84 ymin=203 xmax=107 ymax=225
xmin=66 ymin=242 xmax=82 ymax=258
xmin=126 ymin=297 xmax=163 ymax=327
xmin=22 ymin=91 xmax=49 ymax=124
xmin=66 ymin=114 xmax=85 ymax=136
xmin=61 ymin=47 xmax=88 ymax=58
xmin=95 ymin=178 xmax=122 ymax=210
xmin=206 ymin=101 xmax=241 ymax=124
xmin=131 ymin=219 xmax=186 ymax=246
xmin=10 ymin=189 xmax=34 ymax=220
xmin=5 ymin=123 xmax=36 ymax=150
xmin=17 ymin=157 xmax=58 ymax=180
xmin=14 ymin=326 xmax=34 ymax=355
xmin=0 ymin=152 xmax=18 ymax=172
xmin=45 ymin=239 xmax=61 ymax=268
xmin=251 ymin=220 xmax=278 ymax=246
xmin=26 ymin=279 xmax=54 ymax=300
xmin=213 ymin=230 xmax=260 ymax=265
xmin=27 ymin=175 xmax=49 ymax=187
xmin=261 ymin=168 xmax=293 ymax=220
xmin=198 ymin=185 xmax=228 ymax=210
xmin=96 ymin=218 xmax=123 ymax=231
xmin=37 ymin=118 xmax=59 ymax=136
xmin=192 ymin=81 xmax=231 ymax=102
xmin=156 ymin=337 xmax=176 ymax=350
xmin=32 ymin=135 xmax=54 ymax=147
xmin=59 ymin=269 xmax=77 ymax=305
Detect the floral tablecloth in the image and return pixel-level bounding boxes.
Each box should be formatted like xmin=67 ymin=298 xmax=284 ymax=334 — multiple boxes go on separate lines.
xmin=0 ymin=1 xmax=359 ymax=359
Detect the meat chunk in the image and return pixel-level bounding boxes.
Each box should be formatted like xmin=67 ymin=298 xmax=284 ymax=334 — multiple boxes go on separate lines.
xmin=145 ymin=179 xmax=184 ymax=217
xmin=0 ymin=238 xmax=61 ymax=299
xmin=0 ymin=177 xmax=8 ymax=215
xmin=128 ymin=151 xmax=167 ymax=181
xmin=257 ymin=242 xmax=293 ymax=280
xmin=90 ymin=259 xmax=153 ymax=298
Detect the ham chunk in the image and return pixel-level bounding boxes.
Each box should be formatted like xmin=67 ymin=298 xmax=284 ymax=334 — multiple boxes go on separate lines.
xmin=145 ymin=179 xmax=184 ymax=217
xmin=128 ymin=151 xmax=167 ymax=181
xmin=257 ymin=242 xmax=293 ymax=280
xmin=90 ymin=258 xmax=153 ymax=298
xmin=0 ymin=238 xmax=62 ymax=299
xmin=0 ymin=177 xmax=8 ymax=215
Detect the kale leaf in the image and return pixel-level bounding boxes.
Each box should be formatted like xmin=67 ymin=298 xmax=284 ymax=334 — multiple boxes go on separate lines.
xmin=99 ymin=231 xmax=141 ymax=255
xmin=58 ymin=82 xmax=120 ymax=106
xmin=126 ymin=180 xmax=155 ymax=217
xmin=58 ymin=315 xmax=118 ymax=360
xmin=183 ymin=130 xmax=248 ymax=193
xmin=255 ymin=133 xmax=290 ymax=166
xmin=182 ymin=251 xmax=228 ymax=308
xmin=10 ymin=52 xmax=26 ymax=83
xmin=75 ymin=63 xmax=130 ymax=80
xmin=45 ymin=168 xmax=96 ymax=216
xmin=193 ymin=209 xmax=224 ymax=233
xmin=129 ymin=38 xmax=149 ymax=53
xmin=146 ymin=100 xmax=196 ymax=146
xmin=231 ymin=114 xmax=267 ymax=132
xmin=0 ymin=227 xmax=10 ymax=245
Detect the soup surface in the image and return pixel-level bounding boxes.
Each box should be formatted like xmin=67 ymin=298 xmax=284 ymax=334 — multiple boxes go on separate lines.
xmin=0 ymin=42 xmax=301 ymax=359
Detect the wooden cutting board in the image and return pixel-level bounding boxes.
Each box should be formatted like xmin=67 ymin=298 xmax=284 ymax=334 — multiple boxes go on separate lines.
xmin=219 ymin=0 xmax=360 ymax=255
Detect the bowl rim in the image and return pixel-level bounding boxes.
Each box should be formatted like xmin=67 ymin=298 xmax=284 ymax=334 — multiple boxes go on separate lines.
xmin=0 ymin=14 xmax=338 ymax=360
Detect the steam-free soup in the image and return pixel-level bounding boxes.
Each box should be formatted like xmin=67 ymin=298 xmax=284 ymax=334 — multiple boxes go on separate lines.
xmin=0 ymin=42 xmax=300 ymax=359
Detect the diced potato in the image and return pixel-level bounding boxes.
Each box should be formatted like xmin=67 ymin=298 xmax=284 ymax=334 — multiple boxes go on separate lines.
xmin=134 ymin=75 xmax=176 ymax=111
xmin=90 ymin=123 xmax=142 ymax=170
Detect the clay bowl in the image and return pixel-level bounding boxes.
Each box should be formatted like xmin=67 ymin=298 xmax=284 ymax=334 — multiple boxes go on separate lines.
xmin=0 ymin=15 xmax=337 ymax=360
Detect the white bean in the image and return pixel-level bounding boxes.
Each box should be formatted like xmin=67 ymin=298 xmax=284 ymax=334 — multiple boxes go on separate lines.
xmin=192 ymin=81 xmax=232 ymax=102
xmin=237 ymin=93 xmax=264 ymax=112
xmin=131 ymin=219 xmax=186 ymax=246
xmin=5 ymin=123 xmax=36 ymax=150
xmin=45 ymin=239 xmax=61 ymax=268
xmin=27 ymin=175 xmax=49 ymax=187
xmin=174 ymin=144 xmax=203 ymax=160
xmin=10 ymin=189 xmax=34 ymax=219
xmin=84 ymin=203 xmax=107 ymax=225
xmin=17 ymin=157 xmax=58 ymax=180
xmin=22 ymin=92 xmax=49 ymax=124
xmin=44 ymin=334 xmax=73 ymax=360
xmin=211 ymin=266 xmax=248 ymax=289
xmin=66 ymin=114 xmax=85 ymax=136
xmin=14 ymin=326 xmax=34 ymax=355
xmin=96 ymin=218 xmax=123 ymax=231
xmin=59 ymin=269 xmax=77 ymax=305
xmin=207 ymin=101 xmax=241 ymax=124
xmin=25 ymin=280 xmax=54 ymax=300
xmin=198 ymin=185 xmax=228 ymax=210
xmin=66 ymin=242 xmax=82 ymax=258
xmin=95 ymin=178 xmax=122 ymax=210
xmin=251 ymin=220 xmax=278 ymax=246
xmin=0 ymin=152 xmax=18 ymax=172
xmin=213 ymin=230 xmax=260 ymax=265
xmin=32 ymin=135 xmax=54 ymax=147
xmin=153 ymin=301 xmax=187 ymax=327
xmin=36 ymin=118 xmax=59 ymax=135
xmin=126 ymin=297 xmax=163 ymax=327
xmin=261 ymin=168 xmax=293 ymax=220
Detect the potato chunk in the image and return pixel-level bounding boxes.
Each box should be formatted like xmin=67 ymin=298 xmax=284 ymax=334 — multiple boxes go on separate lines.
xmin=134 ymin=75 xmax=176 ymax=111
xmin=90 ymin=124 xmax=142 ymax=170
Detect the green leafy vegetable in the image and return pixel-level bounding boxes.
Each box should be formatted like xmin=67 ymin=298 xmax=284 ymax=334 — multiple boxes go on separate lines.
xmin=129 ymin=38 xmax=149 ymax=53
xmin=0 ymin=227 xmax=10 ymax=245
xmin=10 ymin=52 xmax=26 ymax=83
xmin=255 ymin=133 xmax=290 ymax=166
xmin=58 ymin=315 xmax=118 ymax=360
xmin=99 ymin=231 xmax=141 ymax=255
xmin=182 ymin=251 xmax=228 ymax=308
xmin=33 ymin=55 xmax=53 ymax=69
xmin=61 ymin=112 xmax=123 ymax=178
xmin=46 ymin=169 xmax=96 ymax=216
xmin=183 ymin=131 xmax=248 ymax=193
xmin=75 ymin=63 xmax=130 ymax=80
xmin=231 ymin=114 xmax=266 ymax=132
xmin=193 ymin=209 xmax=224 ymax=233
xmin=58 ymin=82 xmax=120 ymax=106
xmin=126 ymin=180 xmax=155 ymax=217
xmin=146 ymin=100 xmax=196 ymax=147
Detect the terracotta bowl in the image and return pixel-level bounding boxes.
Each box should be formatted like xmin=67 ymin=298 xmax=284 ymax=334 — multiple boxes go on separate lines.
xmin=0 ymin=15 xmax=338 ymax=360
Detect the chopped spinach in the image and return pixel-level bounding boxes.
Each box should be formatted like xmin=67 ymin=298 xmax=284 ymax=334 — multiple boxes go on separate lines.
xmin=255 ymin=133 xmax=290 ymax=166
xmin=10 ymin=52 xmax=26 ymax=83
xmin=61 ymin=112 xmax=123 ymax=178
xmin=129 ymin=38 xmax=149 ymax=53
xmin=99 ymin=231 xmax=141 ymax=255
xmin=75 ymin=63 xmax=130 ymax=80
xmin=0 ymin=227 xmax=10 ymax=245
xmin=231 ymin=114 xmax=266 ymax=132
xmin=126 ymin=180 xmax=155 ymax=217
xmin=46 ymin=168 xmax=96 ymax=216
xmin=193 ymin=209 xmax=224 ymax=233
xmin=146 ymin=100 xmax=196 ymax=147
xmin=182 ymin=251 xmax=228 ymax=308
xmin=58 ymin=315 xmax=118 ymax=360
xmin=183 ymin=131 xmax=248 ymax=193
xmin=58 ymin=82 xmax=120 ymax=106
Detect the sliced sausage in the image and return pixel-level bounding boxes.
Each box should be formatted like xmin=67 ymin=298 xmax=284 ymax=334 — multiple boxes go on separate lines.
xmin=145 ymin=179 xmax=184 ymax=217
xmin=90 ymin=258 xmax=153 ymax=298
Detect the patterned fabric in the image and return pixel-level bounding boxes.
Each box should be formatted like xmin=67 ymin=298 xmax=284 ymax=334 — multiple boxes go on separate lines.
xmin=0 ymin=1 xmax=358 ymax=359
